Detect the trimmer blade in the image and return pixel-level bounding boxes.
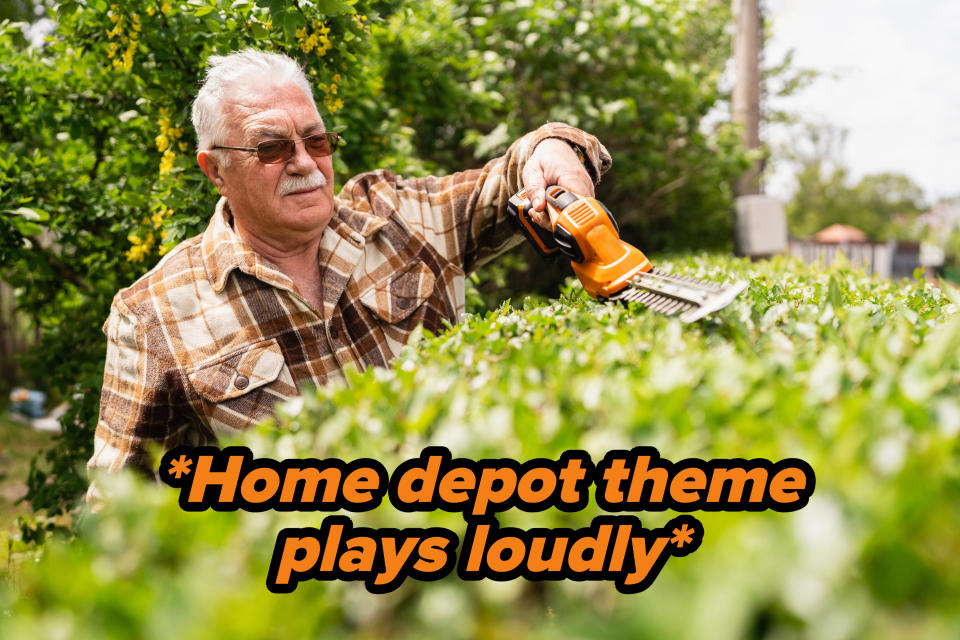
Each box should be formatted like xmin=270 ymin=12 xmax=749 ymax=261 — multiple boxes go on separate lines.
xmin=611 ymin=268 xmax=748 ymax=323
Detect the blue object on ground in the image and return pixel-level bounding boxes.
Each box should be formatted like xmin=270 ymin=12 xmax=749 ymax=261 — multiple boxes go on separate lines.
xmin=10 ymin=389 xmax=47 ymax=419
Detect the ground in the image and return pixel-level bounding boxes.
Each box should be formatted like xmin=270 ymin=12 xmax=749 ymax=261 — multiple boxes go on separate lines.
xmin=0 ymin=415 xmax=55 ymax=542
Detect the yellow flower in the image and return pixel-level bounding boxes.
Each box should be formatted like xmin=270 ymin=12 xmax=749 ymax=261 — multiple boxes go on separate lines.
xmin=107 ymin=42 xmax=118 ymax=58
xmin=159 ymin=149 xmax=176 ymax=175
xmin=146 ymin=6 xmax=155 ymax=16
xmin=301 ymin=32 xmax=319 ymax=54
xmin=109 ymin=13 xmax=121 ymax=24
xmin=264 ymin=19 xmax=272 ymax=30
xmin=160 ymin=1 xmax=171 ymax=15
xmin=126 ymin=232 xmax=156 ymax=263
xmin=155 ymin=133 xmax=169 ymax=152
xmin=178 ymin=141 xmax=188 ymax=152
xmin=317 ymin=34 xmax=331 ymax=55
xmin=122 ymin=41 xmax=136 ymax=70
xmin=332 ymin=73 xmax=341 ymax=83
xmin=324 ymin=96 xmax=343 ymax=113
xmin=329 ymin=83 xmax=337 ymax=95
xmin=295 ymin=27 xmax=307 ymax=40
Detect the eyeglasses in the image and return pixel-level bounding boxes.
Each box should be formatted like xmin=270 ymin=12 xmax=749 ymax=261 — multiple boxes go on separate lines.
xmin=212 ymin=132 xmax=341 ymax=164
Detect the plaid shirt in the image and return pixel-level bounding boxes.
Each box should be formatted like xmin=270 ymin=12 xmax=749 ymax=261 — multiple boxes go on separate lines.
xmin=88 ymin=122 xmax=611 ymax=481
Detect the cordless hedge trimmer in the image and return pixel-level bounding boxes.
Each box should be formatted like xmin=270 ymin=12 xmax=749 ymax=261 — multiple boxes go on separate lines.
xmin=508 ymin=186 xmax=748 ymax=323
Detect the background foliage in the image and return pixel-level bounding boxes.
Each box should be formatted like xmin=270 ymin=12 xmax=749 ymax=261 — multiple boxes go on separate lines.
xmin=0 ymin=0 xmax=747 ymax=523
xmin=781 ymin=123 xmax=926 ymax=238
xmin=3 ymin=254 xmax=960 ymax=638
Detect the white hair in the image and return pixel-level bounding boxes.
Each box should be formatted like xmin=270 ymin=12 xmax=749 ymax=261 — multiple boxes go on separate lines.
xmin=191 ymin=49 xmax=320 ymax=165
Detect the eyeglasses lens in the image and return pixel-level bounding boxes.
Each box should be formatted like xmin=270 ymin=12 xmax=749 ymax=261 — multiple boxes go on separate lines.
xmin=256 ymin=134 xmax=338 ymax=164
xmin=305 ymin=135 xmax=335 ymax=156
xmin=256 ymin=140 xmax=293 ymax=164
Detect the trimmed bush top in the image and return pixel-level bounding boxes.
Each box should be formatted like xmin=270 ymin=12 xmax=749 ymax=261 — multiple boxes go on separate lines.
xmin=3 ymin=254 xmax=959 ymax=639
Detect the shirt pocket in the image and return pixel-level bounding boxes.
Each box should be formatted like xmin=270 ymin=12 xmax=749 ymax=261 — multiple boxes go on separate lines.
xmin=359 ymin=260 xmax=437 ymax=324
xmin=188 ymin=337 xmax=287 ymax=406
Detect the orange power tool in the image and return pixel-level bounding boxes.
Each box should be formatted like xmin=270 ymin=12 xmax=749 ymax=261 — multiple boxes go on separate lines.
xmin=507 ymin=186 xmax=748 ymax=323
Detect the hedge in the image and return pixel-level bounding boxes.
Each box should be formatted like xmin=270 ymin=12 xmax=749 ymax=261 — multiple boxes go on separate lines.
xmin=2 ymin=254 xmax=959 ymax=639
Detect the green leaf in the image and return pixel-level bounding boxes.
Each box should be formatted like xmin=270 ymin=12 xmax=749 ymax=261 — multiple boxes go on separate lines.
xmin=315 ymin=0 xmax=357 ymax=15
xmin=56 ymin=3 xmax=79 ymax=19
xmin=277 ymin=9 xmax=306 ymax=38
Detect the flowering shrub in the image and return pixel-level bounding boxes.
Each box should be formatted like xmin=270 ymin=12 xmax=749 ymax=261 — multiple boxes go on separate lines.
xmin=2 ymin=255 xmax=959 ymax=638
xmin=0 ymin=0 xmax=406 ymax=523
xmin=1 ymin=0 xmax=750 ymax=525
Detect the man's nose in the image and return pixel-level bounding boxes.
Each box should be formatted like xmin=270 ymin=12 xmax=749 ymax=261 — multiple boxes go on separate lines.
xmin=284 ymin=139 xmax=318 ymax=174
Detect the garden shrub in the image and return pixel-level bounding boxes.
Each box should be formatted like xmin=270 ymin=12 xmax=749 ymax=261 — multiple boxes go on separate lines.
xmin=2 ymin=254 xmax=959 ymax=639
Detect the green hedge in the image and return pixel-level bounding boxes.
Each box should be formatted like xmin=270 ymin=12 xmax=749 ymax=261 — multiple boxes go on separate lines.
xmin=3 ymin=254 xmax=960 ymax=639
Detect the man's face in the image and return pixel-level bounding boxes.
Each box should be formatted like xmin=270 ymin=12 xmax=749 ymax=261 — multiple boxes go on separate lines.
xmin=214 ymin=84 xmax=335 ymax=246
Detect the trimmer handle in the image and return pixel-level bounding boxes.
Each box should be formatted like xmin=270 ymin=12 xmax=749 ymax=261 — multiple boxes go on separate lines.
xmin=506 ymin=188 xmax=561 ymax=257
xmin=508 ymin=185 xmax=652 ymax=299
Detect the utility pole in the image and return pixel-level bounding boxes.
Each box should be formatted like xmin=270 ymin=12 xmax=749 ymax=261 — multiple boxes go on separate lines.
xmin=732 ymin=0 xmax=762 ymax=196
xmin=731 ymin=0 xmax=788 ymax=257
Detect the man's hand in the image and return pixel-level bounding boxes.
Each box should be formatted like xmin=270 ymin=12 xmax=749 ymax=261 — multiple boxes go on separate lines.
xmin=521 ymin=138 xmax=595 ymax=229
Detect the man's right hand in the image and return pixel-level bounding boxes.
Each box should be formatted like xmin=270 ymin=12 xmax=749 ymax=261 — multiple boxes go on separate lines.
xmin=521 ymin=138 xmax=595 ymax=230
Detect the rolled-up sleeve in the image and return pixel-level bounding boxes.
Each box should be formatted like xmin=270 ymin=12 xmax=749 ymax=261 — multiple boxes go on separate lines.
xmin=87 ymin=297 xmax=189 ymax=498
xmin=337 ymin=122 xmax=612 ymax=273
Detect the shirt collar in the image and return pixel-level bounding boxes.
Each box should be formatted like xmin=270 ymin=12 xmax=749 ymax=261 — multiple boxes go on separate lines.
xmin=200 ymin=197 xmax=387 ymax=294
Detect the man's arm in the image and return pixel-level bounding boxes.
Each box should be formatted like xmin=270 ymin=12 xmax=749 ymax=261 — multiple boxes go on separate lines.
xmin=338 ymin=122 xmax=611 ymax=274
xmin=86 ymin=297 xmax=192 ymax=500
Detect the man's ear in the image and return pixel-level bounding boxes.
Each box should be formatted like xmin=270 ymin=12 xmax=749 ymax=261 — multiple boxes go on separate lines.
xmin=197 ymin=151 xmax=228 ymax=196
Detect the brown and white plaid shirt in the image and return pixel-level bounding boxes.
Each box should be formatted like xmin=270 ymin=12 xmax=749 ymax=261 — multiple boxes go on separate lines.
xmin=88 ymin=122 xmax=611 ymax=480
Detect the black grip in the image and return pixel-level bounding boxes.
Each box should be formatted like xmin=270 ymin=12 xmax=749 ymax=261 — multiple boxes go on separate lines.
xmin=507 ymin=190 xmax=560 ymax=257
xmin=553 ymin=223 xmax=585 ymax=263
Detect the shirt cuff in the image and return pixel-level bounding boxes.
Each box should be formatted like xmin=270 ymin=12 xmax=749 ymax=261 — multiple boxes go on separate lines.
xmin=528 ymin=122 xmax=613 ymax=185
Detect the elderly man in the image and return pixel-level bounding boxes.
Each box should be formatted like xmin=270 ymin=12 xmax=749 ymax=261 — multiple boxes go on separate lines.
xmin=88 ymin=49 xmax=610 ymax=481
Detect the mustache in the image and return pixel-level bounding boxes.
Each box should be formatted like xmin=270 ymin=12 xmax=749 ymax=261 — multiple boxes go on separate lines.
xmin=279 ymin=171 xmax=327 ymax=196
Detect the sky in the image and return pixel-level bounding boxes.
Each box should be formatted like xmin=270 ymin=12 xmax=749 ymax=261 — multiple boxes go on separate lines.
xmin=763 ymin=0 xmax=960 ymax=204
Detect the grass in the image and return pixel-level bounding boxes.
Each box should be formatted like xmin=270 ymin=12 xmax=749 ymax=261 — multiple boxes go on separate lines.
xmin=0 ymin=414 xmax=55 ymax=539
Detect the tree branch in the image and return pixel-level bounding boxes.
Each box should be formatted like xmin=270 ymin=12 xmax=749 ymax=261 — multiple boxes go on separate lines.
xmin=88 ymin=127 xmax=107 ymax=181
xmin=29 ymin=244 xmax=94 ymax=294
xmin=618 ymin=175 xmax=690 ymax=225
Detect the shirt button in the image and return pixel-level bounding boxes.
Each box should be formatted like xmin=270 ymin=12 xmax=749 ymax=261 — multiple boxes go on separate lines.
xmin=397 ymin=298 xmax=411 ymax=310
xmin=234 ymin=375 xmax=249 ymax=390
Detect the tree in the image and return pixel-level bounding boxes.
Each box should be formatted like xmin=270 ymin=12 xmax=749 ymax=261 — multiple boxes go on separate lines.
xmin=375 ymin=0 xmax=750 ymax=256
xmin=783 ymin=124 xmax=925 ymax=238
xmin=1 ymin=0 xmax=750 ymax=529
xmin=1 ymin=0 xmax=401 ymax=530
